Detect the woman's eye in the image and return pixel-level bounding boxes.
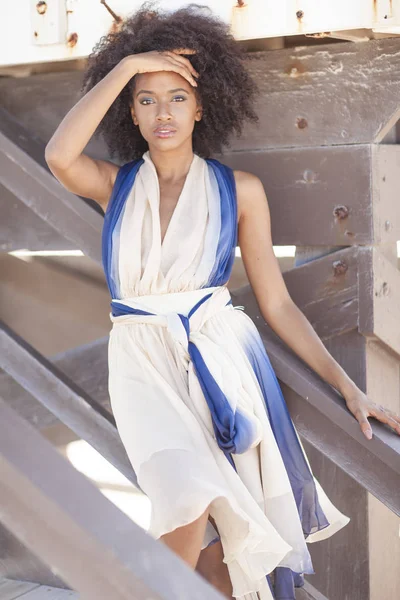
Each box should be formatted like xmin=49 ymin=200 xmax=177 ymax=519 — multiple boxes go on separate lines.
xmin=172 ymin=95 xmax=185 ymax=102
xmin=140 ymin=98 xmax=153 ymax=105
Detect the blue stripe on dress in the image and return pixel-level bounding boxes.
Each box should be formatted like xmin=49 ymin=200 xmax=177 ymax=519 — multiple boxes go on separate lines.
xmin=242 ymin=326 xmax=330 ymax=537
xmin=240 ymin=326 xmax=332 ymax=598
xmin=204 ymin=159 xmax=238 ymax=287
xmin=102 ymin=159 xmax=143 ymax=299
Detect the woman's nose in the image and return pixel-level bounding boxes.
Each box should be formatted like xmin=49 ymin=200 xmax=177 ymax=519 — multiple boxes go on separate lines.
xmin=156 ymin=102 xmax=172 ymax=120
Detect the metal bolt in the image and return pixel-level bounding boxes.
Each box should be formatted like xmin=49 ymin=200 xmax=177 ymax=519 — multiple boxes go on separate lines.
xmin=333 ymin=205 xmax=349 ymax=220
xmin=333 ymin=260 xmax=348 ymax=276
xmin=303 ymin=169 xmax=316 ymax=183
xmin=296 ymin=117 xmax=308 ymax=129
xmin=36 ymin=1 xmax=47 ymax=15
xmin=296 ymin=10 xmax=304 ymax=19
xmin=67 ymin=32 xmax=78 ymax=47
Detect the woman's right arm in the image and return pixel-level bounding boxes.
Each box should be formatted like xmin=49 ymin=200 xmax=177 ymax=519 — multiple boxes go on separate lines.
xmin=45 ymin=57 xmax=142 ymax=212
xmin=45 ymin=50 xmax=198 ymax=213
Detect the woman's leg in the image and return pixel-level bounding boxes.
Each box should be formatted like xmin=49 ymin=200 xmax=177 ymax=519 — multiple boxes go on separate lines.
xmin=195 ymin=516 xmax=234 ymax=599
xmin=159 ymin=503 xmax=212 ymax=569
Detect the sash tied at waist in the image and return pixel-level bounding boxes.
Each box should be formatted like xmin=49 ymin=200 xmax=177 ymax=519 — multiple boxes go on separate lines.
xmin=109 ymin=285 xmax=263 ymax=457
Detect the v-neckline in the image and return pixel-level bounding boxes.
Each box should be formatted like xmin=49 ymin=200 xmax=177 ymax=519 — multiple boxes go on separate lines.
xmin=158 ymin=155 xmax=196 ymax=250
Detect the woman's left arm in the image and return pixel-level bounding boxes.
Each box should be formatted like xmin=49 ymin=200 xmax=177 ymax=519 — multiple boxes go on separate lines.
xmin=234 ymin=170 xmax=400 ymax=441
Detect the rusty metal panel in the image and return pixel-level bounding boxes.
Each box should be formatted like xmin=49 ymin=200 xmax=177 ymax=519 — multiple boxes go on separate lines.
xmin=3 ymin=1 xmax=400 ymax=68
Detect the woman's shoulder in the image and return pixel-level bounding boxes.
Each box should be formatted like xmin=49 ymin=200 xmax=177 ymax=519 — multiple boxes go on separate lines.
xmin=232 ymin=169 xmax=265 ymax=224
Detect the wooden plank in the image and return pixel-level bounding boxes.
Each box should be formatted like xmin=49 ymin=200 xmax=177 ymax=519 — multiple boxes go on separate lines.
xmin=0 ymin=578 xmax=76 ymax=600
xmin=2 ymin=37 xmax=400 ymax=152
xmin=0 ymin=183 xmax=76 ymax=253
xmin=358 ymin=247 xmax=400 ymax=356
xmin=0 ymin=133 xmax=102 ymax=264
xmin=222 ymin=145 xmax=373 ymax=247
xmin=0 ymin=107 xmax=103 ymax=216
xmin=372 ymin=145 xmax=400 ymax=251
xmin=12 ymin=588 xmax=76 ymax=599
xmin=283 ymin=246 xmax=360 ymax=339
xmin=295 ymin=580 xmax=329 ymax=600
xmin=232 ymin=37 xmax=400 ymax=149
xmin=366 ymin=338 xmax=400 ymax=600
xmin=0 ymin=579 xmax=40 ymax=599
xmin=0 ymin=336 xmax=109 ymax=433
xmin=0 ymin=76 xmax=107 ymax=160
xmin=0 ymin=400 xmax=225 ymax=600
xmin=0 ymin=321 xmax=139 ymax=489
xmin=0 ymin=518 xmax=65 ymax=588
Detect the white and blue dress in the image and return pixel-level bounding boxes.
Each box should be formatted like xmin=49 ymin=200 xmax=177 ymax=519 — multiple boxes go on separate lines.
xmin=102 ymin=151 xmax=350 ymax=600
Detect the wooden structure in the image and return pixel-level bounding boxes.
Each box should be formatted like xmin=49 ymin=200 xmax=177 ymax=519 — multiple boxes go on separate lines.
xmin=1 ymin=3 xmax=400 ymax=599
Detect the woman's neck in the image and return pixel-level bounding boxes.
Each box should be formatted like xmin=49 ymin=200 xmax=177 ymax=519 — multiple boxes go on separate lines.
xmin=147 ymin=145 xmax=195 ymax=183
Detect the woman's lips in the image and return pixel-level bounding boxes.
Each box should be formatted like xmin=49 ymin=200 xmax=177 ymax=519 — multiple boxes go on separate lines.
xmin=153 ymin=127 xmax=177 ymax=138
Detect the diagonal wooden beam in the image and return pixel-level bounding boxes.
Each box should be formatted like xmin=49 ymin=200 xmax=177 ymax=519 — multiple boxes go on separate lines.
xmin=0 ymin=131 xmax=102 ymax=263
xmin=0 ymin=399 xmax=225 ymax=600
xmin=0 ymin=336 xmax=110 ymax=433
xmin=0 ymin=320 xmax=139 ymax=489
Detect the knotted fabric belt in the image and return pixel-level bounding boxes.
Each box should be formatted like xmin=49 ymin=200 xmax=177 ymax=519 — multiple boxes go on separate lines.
xmin=109 ymin=285 xmax=263 ymax=457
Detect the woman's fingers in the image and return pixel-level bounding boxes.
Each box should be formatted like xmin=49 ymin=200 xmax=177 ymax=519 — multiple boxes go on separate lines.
xmin=353 ymin=408 xmax=373 ymax=439
xmin=164 ymin=51 xmax=199 ymax=79
xmin=369 ymin=404 xmax=400 ymax=435
xmin=162 ymin=55 xmax=198 ymax=87
xmin=173 ymin=47 xmax=197 ymax=55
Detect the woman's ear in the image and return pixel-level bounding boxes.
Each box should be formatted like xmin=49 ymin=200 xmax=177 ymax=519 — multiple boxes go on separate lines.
xmin=130 ymin=106 xmax=138 ymax=126
xmin=195 ymin=105 xmax=202 ymax=122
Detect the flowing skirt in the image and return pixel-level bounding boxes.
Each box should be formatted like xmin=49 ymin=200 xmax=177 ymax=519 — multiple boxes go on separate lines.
xmin=107 ymin=286 xmax=350 ymax=600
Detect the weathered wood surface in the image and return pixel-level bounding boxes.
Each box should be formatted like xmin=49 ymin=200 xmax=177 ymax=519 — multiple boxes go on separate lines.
xmin=0 ymin=399 xmax=226 ymax=600
xmin=0 ymin=336 xmax=110 ymax=433
xmin=0 ymin=576 xmax=327 ymax=600
xmin=0 ymin=133 xmax=102 ymax=264
xmin=0 ymin=183 xmax=75 ymax=253
xmin=222 ymin=144 xmax=400 ymax=247
xmin=0 ymin=76 xmax=107 ymax=160
xmin=0 ymin=321 xmax=139 ymax=490
xmin=1 ymin=37 xmax=400 ymax=150
xmin=233 ymin=36 xmax=400 ymax=149
xmin=4 ymin=137 xmax=400 ymax=250
xmin=0 ymin=108 xmax=102 ymax=252
xmin=0 ymin=578 xmax=77 ymax=599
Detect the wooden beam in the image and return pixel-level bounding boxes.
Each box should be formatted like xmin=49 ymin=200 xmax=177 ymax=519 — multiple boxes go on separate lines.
xmin=0 ymin=399 xmax=225 ymax=600
xmin=221 ymin=144 xmax=400 ymax=247
xmin=0 ymin=183 xmax=76 ymax=253
xmin=358 ymin=247 xmax=400 ymax=357
xmin=0 ymin=132 xmax=102 ymax=263
xmin=235 ymin=37 xmax=400 ymax=149
xmin=0 ymin=336 xmax=109 ymax=433
xmin=2 ymin=37 xmax=400 ymax=153
xmin=0 ymin=321 xmax=139 ymax=489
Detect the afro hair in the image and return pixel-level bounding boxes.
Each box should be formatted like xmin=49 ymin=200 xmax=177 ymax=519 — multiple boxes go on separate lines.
xmin=82 ymin=1 xmax=259 ymax=162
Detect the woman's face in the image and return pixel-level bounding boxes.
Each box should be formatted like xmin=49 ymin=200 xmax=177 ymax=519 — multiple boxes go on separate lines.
xmin=130 ymin=70 xmax=202 ymax=153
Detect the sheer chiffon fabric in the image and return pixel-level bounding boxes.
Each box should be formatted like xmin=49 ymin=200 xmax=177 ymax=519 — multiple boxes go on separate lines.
xmin=103 ymin=151 xmax=350 ymax=600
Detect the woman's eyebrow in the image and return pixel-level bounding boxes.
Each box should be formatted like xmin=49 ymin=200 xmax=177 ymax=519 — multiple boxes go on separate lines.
xmin=136 ymin=87 xmax=189 ymax=97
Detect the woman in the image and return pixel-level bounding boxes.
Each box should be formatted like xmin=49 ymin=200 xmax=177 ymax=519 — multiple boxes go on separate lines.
xmin=45 ymin=4 xmax=400 ymax=600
